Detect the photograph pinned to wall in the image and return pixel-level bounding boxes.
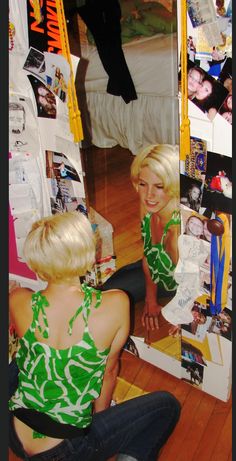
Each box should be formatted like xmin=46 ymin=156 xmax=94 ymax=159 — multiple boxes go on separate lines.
xmin=180 ymin=59 xmax=229 ymax=121
xmin=217 ymin=57 xmax=232 ymax=124
xmin=207 ymin=307 xmax=232 ymax=341
xmin=181 ymin=207 xmax=212 ymax=242
xmin=9 ymin=94 xmax=40 ymax=154
xmin=181 ymin=339 xmax=208 ymax=367
xmin=27 ymin=75 xmax=57 ymax=119
xmin=45 ymin=150 xmax=81 ymax=183
xmin=213 ymin=0 xmax=232 ymax=18
xmin=44 ymin=52 xmax=70 ymax=103
xmin=201 ymin=151 xmax=232 ymax=213
xmin=48 ymin=178 xmax=86 ymax=215
xmin=187 ymin=35 xmax=197 ymax=62
xmin=181 ymin=297 xmax=212 ymax=341
xmin=218 ymin=94 xmax=232 ymax=124
xmin=55 ymin=136 xmax=83 ymax=173
xmin=180 ymin=174 xmax=203 ymax=212
xmin=181 ymin=359 xmax=204 ymax=388
xmin=23 ymin=47 xmax=46 ymax=77
xmin=187 ymin=0 xmax=217 ymax=28
xmin=186 ymin=27 xmax=231 ymax=78
xmin=181 ymin=136 xmax=207 ymax=180
xmin=181 ymin=296 xmax=224 ymax=368
xmin=194 ymin=27 xmax=227 ymax=78
xmin=217 ymin=57 xmax=232 ymax=93
xmin=226 ymin=265 xmax=232 ymax=308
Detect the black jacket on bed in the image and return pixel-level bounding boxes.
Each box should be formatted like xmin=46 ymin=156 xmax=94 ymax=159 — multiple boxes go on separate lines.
xmin=77 ymin=0 xmax=138 ymax=104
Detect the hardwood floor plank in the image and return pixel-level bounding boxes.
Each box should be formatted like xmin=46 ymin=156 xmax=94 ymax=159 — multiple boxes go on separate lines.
xmin=174 ymin=393 xmax=216 ymax=461
xmin=208 ymin=407 xmax=232 ymax=461
xmin=192 ymin=395 xmax=232 ymax=461
xmin=157 ymin=386 xmax=205 ymax=461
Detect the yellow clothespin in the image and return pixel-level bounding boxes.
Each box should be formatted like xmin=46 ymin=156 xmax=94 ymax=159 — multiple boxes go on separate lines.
xmin=55 ymin=0 xmax=84 ymax=143
xmin=180 ymin=0 xmax=190 ymax=161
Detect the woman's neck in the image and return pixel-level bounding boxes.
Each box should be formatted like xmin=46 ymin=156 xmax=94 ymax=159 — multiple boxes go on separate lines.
xmin=156 ymin=198 xmax=178 ymax=225
xmin=44 ymin=280 xmax=82 ymax=296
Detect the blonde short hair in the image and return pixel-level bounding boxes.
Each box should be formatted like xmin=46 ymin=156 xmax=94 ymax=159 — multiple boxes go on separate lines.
xmin=131 ymin=144 xmax=180 ymax=198
xmin=23 ymin=211 xmax=96 ymax=283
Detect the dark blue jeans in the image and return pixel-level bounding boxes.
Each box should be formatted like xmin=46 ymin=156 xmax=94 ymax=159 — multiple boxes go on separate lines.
xmin=9 ymin=391 xmax=181 ymax=461
xmin=101 ymin=260 xmax=176 ymax=304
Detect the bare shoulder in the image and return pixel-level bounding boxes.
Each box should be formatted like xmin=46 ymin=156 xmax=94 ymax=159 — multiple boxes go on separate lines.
xmin=101 ymin=289 xmax=130 ymax=315
xmin=9 ymin=287 xmax=33 ymax=315
xmin=10 ymin=286 xmax=33 ymax=302
xmin=102 ymin=288 xmax=129 ymax=305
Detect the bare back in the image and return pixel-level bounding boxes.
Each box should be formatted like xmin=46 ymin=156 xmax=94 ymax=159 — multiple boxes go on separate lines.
xmin=9 ymin=284 xmax=130 ymax=455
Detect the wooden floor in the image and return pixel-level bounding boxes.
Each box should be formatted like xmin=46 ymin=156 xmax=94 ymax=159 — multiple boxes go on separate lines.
xmin=81 ymin=145 xmax=143 ymax=269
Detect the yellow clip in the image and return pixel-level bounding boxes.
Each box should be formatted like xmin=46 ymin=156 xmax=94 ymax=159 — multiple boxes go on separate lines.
xmin=180 ymin=0 xmax=190 ymax=161
xmin=55 ymin=0 xmax=84 ymax=143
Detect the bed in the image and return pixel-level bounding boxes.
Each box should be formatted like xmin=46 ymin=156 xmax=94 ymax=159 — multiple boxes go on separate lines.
xmin=75 ymin=0 xmax=179 ymax=154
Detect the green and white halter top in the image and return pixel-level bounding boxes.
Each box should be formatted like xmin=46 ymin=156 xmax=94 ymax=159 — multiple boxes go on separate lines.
xmin=9 ymin=283 xmax=110 ymax=429
xmin=141 ymin=210 xmax=181 ymax=292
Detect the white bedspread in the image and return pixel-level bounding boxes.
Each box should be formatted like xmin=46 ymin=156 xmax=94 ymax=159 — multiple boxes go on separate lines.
xmin=76 ymin=33 xmax=179 ymax=154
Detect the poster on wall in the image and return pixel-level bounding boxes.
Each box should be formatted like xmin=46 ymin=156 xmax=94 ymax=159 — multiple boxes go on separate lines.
xmin=26 ymin=0 xmax=62 ymax=54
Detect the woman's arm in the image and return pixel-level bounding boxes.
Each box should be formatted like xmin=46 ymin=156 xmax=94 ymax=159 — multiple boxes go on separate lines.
xmin=141 ymin=256 xmax=162 ymax=331
xmin=164 ymin=225 xmax=180 ymax=266
xmin=93 ymin=291 xmax=130 ymax=413
xmin=9 ymin=288 xmax=33 ymax=337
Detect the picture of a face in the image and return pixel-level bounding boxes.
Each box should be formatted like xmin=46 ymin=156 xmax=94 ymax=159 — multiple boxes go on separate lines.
xmin=222 ymin=111 xmax=232 ymax=124
xmin=195 ymin=80 xmax=213 ymax=101
xmin=186 ymin=216 xmax=204 ymax=238
xmin=190 ymin=186 xmax=201 ymax=201
xmin=138 ymin=166 xmax=171 ymax=214
xmin=188 ymin=68 xmax=203 ymax=93
xmin=38 ymin=86 xmax=49 ymax=97
xmin=226 ymin=95 xmax=232 ymax=110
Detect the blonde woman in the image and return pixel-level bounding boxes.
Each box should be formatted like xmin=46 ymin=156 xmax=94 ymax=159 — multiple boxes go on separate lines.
xmin=103 ymin=144 xmax=181 ymax=332
xmin=9 ymin=211 xmax=180 ymax=461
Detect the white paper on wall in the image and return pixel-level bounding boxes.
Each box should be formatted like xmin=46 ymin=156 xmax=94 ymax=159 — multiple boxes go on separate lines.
xmin=13 ymin=209 xmax=41 ymax=239
xmin=55 ymin=137 xmax=83 ymax=173
xmin=9 ymin=153 xmax=49 ymax=217
xmin=9 ymin=94 xmax=40 ymax=155
xmin=9 ymin=183 xmax=37 ymax=215
xmin=43 ymin=52 xmax=71 ymax=103
xmin=9 ymin=0 xmax=29 ymax=54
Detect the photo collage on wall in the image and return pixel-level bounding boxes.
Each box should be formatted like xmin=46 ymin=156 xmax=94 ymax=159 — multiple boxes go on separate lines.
xmin=178 ymin=3 xmax=232 ymax=392
xmin=9 ymin=0 xmax=85 ymax=269
xmin=178 ymin=133 xmax=232 ymax=389
xmin=180 ymin=0 xmax=232 ymax=124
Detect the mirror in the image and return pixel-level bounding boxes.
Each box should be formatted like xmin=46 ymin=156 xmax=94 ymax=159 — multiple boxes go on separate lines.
xmin=66 ymin=0 xmax=180 ymax=359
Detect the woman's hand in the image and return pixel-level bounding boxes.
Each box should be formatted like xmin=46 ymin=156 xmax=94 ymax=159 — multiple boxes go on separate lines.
xmin=142 ymin=300 xmax=162 ymax=331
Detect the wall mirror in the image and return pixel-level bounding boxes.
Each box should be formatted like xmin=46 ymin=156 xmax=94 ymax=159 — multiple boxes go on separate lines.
xmin=66 ymin=0 xmax=180 ymax=363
